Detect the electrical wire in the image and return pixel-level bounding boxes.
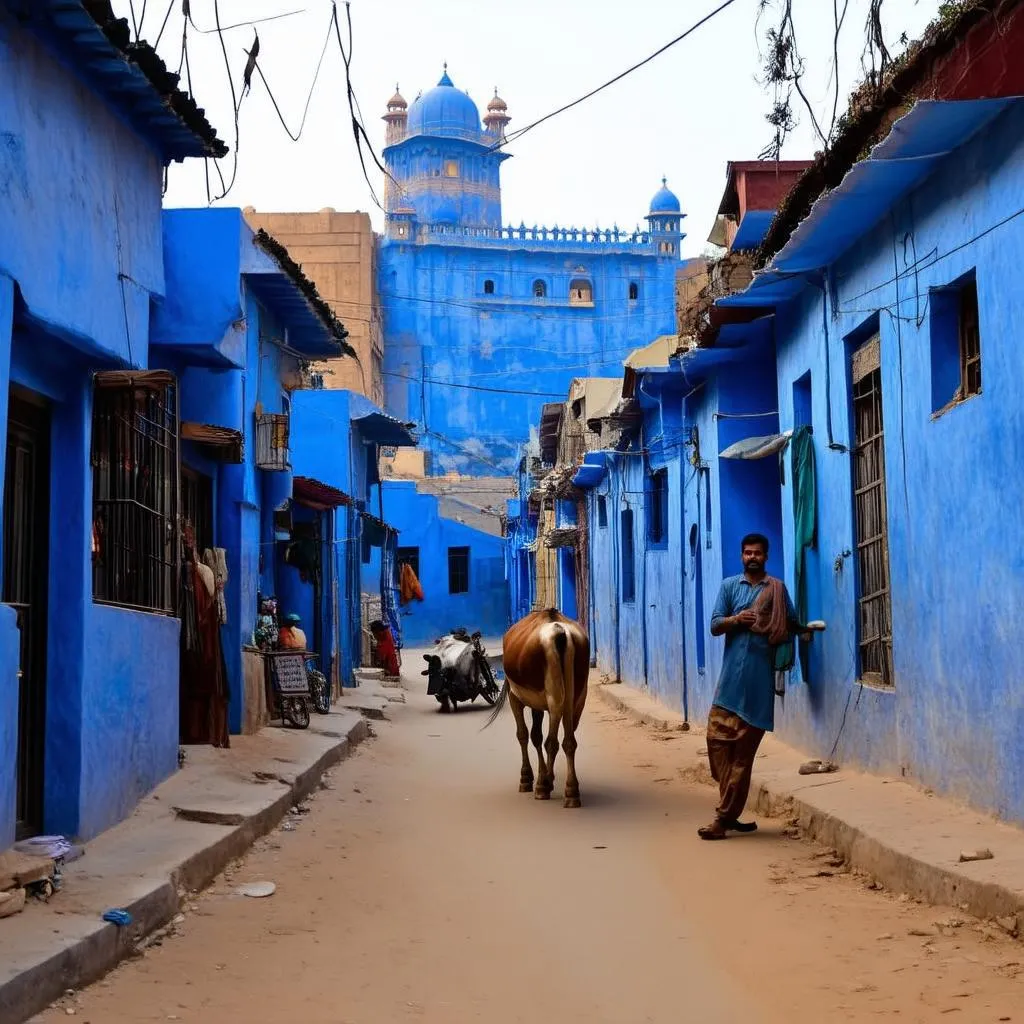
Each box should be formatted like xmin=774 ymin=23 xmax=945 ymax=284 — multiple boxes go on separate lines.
xmin=153 ymin=0 xmax=175 ymax=48
xmin=382 ymin=369 xmax=566 ymax=398
xmin=249 ymin=10 xmax=333 ymax=143
xmin=332 ymin=1 xmax=396 ymax=211
xmin=211 ymin=0 xmax=243 ymax=201
xmin=493 ymin=0 xmax=741 ymax=151
xmin=192 ymin=8 xmax=306 ymax=34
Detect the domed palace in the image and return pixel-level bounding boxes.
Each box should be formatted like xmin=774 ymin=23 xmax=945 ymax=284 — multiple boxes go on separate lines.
xmin=377 ymin=67 xmax=684 ymax=475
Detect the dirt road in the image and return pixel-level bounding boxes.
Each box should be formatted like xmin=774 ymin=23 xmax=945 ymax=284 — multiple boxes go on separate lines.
xmin=40 ymin=662 xmax=1022 ymax=1023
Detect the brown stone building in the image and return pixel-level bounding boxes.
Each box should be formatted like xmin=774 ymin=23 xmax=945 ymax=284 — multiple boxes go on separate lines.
xmin=243 ymin=207 xmax=384 ymax=404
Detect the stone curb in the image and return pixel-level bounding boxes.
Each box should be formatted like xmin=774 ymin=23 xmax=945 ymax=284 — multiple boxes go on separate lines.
xmin=1 ymin=717 xmax=371 ymax=1024
xmin=593 ymin=682 xmax=1024 ymax=935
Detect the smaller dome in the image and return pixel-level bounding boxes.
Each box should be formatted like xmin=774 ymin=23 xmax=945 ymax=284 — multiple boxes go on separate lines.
xmin=649 ymin=176 xmax=681 ymax=214
xmin=487 ymin=89 xmax=507 ymax=112
xmin=387 ymin=85 xmax=407 ymax=111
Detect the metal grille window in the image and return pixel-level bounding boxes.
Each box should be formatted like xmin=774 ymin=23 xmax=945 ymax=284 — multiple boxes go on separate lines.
xmin=448 ymin=546 xmax=470 ymax=595
xmin=91 ymin=372 xmax=178 ymax=614
xmin=851 ymin=336 xmax=893 ymax=686
xmin=255 ymin=412 xmax=290 ymax=471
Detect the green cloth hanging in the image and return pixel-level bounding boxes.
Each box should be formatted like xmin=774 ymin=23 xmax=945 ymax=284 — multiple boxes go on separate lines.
xmin=791 ymin=425 xmax=816 ymax=681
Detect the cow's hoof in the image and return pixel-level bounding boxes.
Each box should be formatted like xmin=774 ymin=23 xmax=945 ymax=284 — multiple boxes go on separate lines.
xmin=564 ymin=795 xmax=582 ymax=809
xmin=519 ymin=782 xmax=533 ymax=793
xmin=534 ymin=787 xmax=552 ymax=801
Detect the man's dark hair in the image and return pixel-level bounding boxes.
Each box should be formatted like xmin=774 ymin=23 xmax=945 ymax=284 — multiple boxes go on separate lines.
xmin=741 ymin=532 xmax=769 ymax=553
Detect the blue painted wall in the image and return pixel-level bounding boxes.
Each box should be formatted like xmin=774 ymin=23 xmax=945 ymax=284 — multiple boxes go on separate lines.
xmin=79 ymin=607 xmax=180 ymax=838
xmin=584 ymin=101 xmax=1024 ymax=825
xmin=0 ymin=16 xmax=193 ymax=843
xmin=367 ymin=481 xmax=506 ymax=646
xmin=583 ymin=388 xmax=688 ymax=712
xmin=761 ymin=101 xmax=1024 ymax=821
xmin=0 ymin=16 xmax=163 ymax=369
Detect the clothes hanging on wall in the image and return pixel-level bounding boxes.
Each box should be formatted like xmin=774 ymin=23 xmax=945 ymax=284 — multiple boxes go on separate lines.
xmin=203 ymin=547 xmax=228 ymax=625
xmin=399 ymin=562 xmax=424 ymax=606
xmin=180 ymin=545 xmax=230 ymax=748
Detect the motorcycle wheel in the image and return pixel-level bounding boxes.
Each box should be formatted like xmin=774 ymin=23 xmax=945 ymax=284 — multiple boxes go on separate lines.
xmin=282 ymin=696 xmax=311 ymax=729
xmin=308 ymin=669 xmax=331 ymax=715
xmin=477 ymin=656 xmax=501 ymax=706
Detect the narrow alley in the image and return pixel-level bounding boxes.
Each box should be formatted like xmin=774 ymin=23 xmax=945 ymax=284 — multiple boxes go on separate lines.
xmin=36 ymin=659 xmax=1023 ymax=1024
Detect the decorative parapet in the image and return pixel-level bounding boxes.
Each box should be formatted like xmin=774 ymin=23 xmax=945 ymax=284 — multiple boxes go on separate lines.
xmin=412 ymin=222 xmax=657 ymax=253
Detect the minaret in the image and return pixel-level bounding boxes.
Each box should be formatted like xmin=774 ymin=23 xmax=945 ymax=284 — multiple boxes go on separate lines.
xmin=646 ymin=177 xmax=685 ymax=260
xmin=483 ymin=89 xmax=511 ymax=143
xmin=382 ymin=86 xmax=408 ymax=211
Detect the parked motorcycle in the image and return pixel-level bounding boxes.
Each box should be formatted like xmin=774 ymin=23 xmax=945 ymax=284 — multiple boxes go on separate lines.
xmin=422 ymin=628 xmax=501 ymax=713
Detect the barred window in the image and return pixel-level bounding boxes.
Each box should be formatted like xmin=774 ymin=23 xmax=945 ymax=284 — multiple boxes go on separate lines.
xmin=91 ymin=372 xmax=178 ymax=614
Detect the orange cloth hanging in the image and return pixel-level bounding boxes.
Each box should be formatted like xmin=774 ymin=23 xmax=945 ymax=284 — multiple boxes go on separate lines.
xmin=399 ymin=562 xmax=424 ymax=605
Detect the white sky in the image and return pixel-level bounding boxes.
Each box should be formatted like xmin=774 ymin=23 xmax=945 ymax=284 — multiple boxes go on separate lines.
xmin=116 ymin=0 xmax=940 ymax=257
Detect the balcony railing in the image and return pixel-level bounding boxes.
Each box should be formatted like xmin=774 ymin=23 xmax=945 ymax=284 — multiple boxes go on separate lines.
xmin=255 ymin=412 xmax=290 ymax=471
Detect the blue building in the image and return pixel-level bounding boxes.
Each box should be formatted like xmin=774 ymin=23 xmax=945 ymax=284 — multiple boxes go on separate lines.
xmin=288 ymin=389 xmax=417 ymax=681
xmin=364 ymin=479 xmax=507 ymax=647
xmin=571 ymin=2 xmax=1024 ymax=825
xmin=378 ymin=70 xmax=683 ymax=477
xmin=152 ymin=209 xmax=375 ymax=733
xmin=0 ymin=1 xmax=225 ymax=846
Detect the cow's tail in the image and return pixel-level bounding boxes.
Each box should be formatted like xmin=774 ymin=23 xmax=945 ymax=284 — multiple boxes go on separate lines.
xmin=553 ymin=625 xmax=575 ymax=737
xmin=482 ymin=677 xmax=509 ymax=730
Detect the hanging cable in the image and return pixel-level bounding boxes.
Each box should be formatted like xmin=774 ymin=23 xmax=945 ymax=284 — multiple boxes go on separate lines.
xmin=494 ymin=0 xmax=741 ymax=151
xmin=332 ymin=1 xmax=399 ymax=211
xmin=249 ymin=11 xmax=334 ymax=142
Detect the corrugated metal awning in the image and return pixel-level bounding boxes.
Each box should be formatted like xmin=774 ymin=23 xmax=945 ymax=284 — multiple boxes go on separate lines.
xmin=293 ymin=476 xmax=352 ymax=510
xmin=181 ymin=422 xmax=243 ymax=463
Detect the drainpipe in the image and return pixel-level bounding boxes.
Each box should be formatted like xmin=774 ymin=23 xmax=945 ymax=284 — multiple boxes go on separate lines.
xmin=588 ymin=496 xmax=597 ymax=667
xmin=611 ymin=463 xmax=622 ymax=682
xmin=679 ymin=410 xmax=691 ymax=727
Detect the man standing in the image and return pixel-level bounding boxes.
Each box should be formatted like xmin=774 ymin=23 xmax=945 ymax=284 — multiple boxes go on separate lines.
xmin=698 ymin=533 xmax=804 ymax=841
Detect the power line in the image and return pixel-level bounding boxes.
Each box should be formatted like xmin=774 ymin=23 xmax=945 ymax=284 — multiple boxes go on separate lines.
xmin=250 ymin=10 xmax=334 ymax=143
xmin=494 ymin=0 xmax=742 ymax=150
xmin=382 ymin=369 xmax=566 ymax=398
xmin=211 ymin=0 xmax=243 ymax=200
xmin=332 ymin=1 xmax=396 ymax=212
xmin=193 ymin=7 xmax=306 ymax=34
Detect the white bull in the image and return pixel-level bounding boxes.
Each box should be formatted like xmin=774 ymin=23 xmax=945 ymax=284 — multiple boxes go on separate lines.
xmin=422 ymin=633 xmax=481 ymax=713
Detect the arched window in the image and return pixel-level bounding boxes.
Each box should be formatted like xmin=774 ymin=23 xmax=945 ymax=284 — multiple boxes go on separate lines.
xmin=483 ymin=279 xmax=495 ymax=295
xmin=628 ymin=282 xmax=639 ymax=301
xmin=533 ymin=280 xmax=547 ymax=298
xmin=569 ymin=278 xmax=593 ymax=305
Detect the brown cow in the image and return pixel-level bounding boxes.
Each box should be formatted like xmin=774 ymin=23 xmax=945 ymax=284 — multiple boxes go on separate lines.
xmin=486 ymin=608 xmax=590 ymax=807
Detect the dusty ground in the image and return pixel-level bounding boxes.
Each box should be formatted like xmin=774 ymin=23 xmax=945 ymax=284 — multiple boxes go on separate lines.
xmin=38 ymin=664 xmax=1022 ymax=1023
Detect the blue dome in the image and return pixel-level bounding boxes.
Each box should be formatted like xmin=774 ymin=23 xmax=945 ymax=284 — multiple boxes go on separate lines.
xmin=649 ymin=177 xmax=681 ymax=214
xmin=406 ymin=68 xmax=480 ymax=139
